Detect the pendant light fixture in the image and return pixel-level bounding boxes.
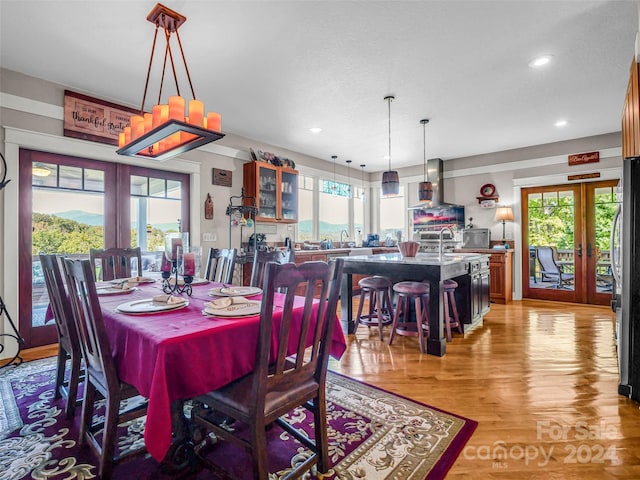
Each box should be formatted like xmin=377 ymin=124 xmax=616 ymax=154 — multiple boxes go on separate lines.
xmin=346 ymin=159 xmax=352 ymax=198
xmin=360 ymin=164 xmax=366 ymax=200
xmin=418 ymin=118 xmax=433 ymax=202
xmin=381 ymin=95 xmax=400 ymax=197
xmin=331 ymin=155 xmax=338 ymax=195
xmin=116 ymin=3 xmax=225 ymax=161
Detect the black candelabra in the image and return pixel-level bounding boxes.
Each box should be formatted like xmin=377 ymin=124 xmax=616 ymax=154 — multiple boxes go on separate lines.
xmin=0 ymin=295 xmax=24 ymax=368
xmin=162 ymin=259 xmax=193 ymax=296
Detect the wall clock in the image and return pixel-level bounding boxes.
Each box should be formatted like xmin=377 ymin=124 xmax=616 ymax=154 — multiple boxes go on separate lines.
xmin=480 ymin=183 xmax=496 ymax=198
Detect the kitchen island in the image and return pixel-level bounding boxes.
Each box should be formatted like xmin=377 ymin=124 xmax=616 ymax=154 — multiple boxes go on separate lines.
xmin=341 ymin=252 xmax=490 ymax=356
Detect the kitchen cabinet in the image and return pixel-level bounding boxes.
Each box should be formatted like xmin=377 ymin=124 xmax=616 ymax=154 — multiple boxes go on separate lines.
xmin=622 ymin=60 xmax=640 ymax=158
xmin=455 ymin=248 xmax=512 ymax=304
xmin=243 ymin=162 xmax=298 ymax=223
xmin=488 ymin=250 xmax=512 ymax=303
xmin=453 ymin=255 xmax=490 ymax=331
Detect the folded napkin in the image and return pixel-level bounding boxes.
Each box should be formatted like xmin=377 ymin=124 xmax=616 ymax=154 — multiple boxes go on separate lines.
xmin=152 ymin=294 xmax=185 ymax=305
xmin=206 ymin=296 xmax=249 ymax=309
xmin=110 ymin=281 xmax=132 ymax=290
xmin=127 ymin=276 xmax=153 ymax=283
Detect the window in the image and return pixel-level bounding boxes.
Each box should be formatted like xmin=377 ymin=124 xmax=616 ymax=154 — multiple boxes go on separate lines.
xmin=380 ymin=186 xmax=405 ymax=240
xmin=354 ymin=186 xmax=364 ymax=235
xmin=298 ymin=175 xmax=314 ymax=241
xmin=319 ymin=178 xmax=349 ymax=242
xmin=130 ymin=175 xmax=184 ymax=252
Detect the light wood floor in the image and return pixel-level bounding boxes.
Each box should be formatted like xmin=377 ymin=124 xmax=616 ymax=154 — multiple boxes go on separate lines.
xmin=8 ymin=300 xmax=640 ymax=479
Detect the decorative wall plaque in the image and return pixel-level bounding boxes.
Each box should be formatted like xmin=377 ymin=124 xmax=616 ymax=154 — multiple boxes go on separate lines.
xmin=63 ymin=90 xmax=138 ymax=146
xmin=213 ymin=168 xmax=232 ymax=187
xmin=568 ymin=151 xmax=599 ymax=166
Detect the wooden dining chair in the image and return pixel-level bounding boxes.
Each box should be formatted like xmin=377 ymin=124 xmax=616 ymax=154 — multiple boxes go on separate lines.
xmin=39 ymin=253 xmax=83 ymax=419
xmin=62 ymin=258 xmax=148 ymax=480
xmin=89 ymin=247 xmax=142 ymax=281
xmin=192 ymin=257 xmax=344 ymax=480
xmin=204 ymin=247 xmax=237 ymax=284
xmin=249 ymin=249 xmax=294 ymax=289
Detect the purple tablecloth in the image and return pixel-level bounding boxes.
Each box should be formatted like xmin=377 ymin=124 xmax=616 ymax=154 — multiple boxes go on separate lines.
xmin=97 ymin=280 xmax=346 ymax=461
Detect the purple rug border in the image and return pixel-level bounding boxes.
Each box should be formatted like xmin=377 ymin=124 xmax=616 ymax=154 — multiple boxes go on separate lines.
xmin=328 ymin=369 xmax=478 ymax=480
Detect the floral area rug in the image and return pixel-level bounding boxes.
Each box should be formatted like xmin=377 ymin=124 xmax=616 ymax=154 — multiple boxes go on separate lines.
xmin=0 ymin=358 xmax=477 ymax=479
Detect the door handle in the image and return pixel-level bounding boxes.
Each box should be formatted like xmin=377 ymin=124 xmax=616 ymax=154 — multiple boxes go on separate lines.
xmin=586 ymin=243 xmax=593 ymax=258
xmin=577 ymin=244 xmax=583 ymax=258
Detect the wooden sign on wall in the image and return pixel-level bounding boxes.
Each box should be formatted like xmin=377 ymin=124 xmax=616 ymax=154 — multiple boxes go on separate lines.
xmin=568 ymin=172 xmax=601 ymax=181
xmin=568 ymin=151 xmax=600 ymax=166
xmin=213 ymin=168 xmax=232 ymax=187
xmin=63 ymin=90 xmax=138 ymax=146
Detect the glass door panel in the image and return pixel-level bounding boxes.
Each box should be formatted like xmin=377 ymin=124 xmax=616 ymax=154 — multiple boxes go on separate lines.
xmin=586 ymin=181 xmax=618 ymax=305
xmin=32 ymin=189 xmax=105 ymax=331
xmin=523 ymin=185 xmax=580 ymax=303
xmin=281 ymin=170 xmax=298 ymax=222
xmin=258 ymin=165 xmax=278 ymax=219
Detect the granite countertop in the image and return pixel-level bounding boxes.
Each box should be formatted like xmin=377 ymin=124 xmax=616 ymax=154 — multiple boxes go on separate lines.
xmin=344 ymin=251 xmax=486 ymax=266
xmin=295 ymin=247 xmax=398 ymax=256
xmin=455 ymin=248 xmax=513 ymax=254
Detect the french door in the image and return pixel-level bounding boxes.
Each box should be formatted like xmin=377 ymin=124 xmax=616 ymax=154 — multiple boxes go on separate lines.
xmin=522 ymin=179 xmax=618 ymax=305
xmin=18 ymin=149 xmax=190 ymax=348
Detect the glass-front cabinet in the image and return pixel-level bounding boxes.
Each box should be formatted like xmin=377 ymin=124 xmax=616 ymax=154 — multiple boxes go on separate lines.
xmin=243 ymin=161 xmax=298 ymax=223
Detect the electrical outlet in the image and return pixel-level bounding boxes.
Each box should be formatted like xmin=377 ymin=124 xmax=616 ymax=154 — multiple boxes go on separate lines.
xmin=202 ymin=233 xmax=216 ymax=242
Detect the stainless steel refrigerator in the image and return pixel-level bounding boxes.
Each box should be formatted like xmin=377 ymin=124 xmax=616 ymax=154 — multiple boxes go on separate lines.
xmin=612 ymin=156 xmax=640 ymax=401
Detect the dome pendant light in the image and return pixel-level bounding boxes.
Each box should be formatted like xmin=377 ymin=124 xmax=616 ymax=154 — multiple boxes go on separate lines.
xmin=381 ymin=95 xmax=399 ymax=197
xmin=418 ymin=118 xmax=433 ymax=202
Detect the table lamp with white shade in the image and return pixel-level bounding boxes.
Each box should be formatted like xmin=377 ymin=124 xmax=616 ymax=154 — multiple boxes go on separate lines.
xmin=495 ymin=206 xmax=514 ymax=244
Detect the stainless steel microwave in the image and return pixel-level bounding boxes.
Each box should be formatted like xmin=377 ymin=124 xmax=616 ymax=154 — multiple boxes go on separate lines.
xmin=462 ymin=228 xmax=490 ymax=249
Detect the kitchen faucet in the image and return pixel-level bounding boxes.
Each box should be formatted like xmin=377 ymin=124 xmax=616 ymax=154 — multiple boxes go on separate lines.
xmin=340 ymin=230 xmax=349 ymax=248
xmin=439 ymin=227 xmax=455 ymax=258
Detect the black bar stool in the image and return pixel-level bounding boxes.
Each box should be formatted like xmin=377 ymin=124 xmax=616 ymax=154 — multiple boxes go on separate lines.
xmin=355 ymin=276 xmax=394 ymax=340
xmin=388 ymin=281 xmax=430 ymax=353
xmin=443 ymin=279 xmax=463 ymax=341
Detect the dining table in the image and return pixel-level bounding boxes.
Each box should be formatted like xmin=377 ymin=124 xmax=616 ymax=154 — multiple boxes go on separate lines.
xmin=96 ymin=277 xmax=347 ymax=463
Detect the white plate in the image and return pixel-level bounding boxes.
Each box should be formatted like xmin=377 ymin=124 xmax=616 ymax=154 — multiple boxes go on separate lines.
xmin=210 ymin=286 xmax=262 ymax=297
xmin=116 ymin=298 xmax=189 ymax=314
xmin=202 ymin=300 xmax=262 ymax=317
xmin=111 ymin=276 xmax=156 ymax=284
xmin=96 ymin=285 xmax=137 ymax=296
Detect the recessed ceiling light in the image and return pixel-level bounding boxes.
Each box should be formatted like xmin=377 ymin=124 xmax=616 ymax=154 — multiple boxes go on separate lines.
xmin=32 ymin=166 xmax=51 ymax=177
xmin=528 ymin=55 xmax=553 ymax=68
xmin=309 ymin=127 xmax=322 ymax=134
xmin=555 ymin=120 xmax=568 ymax=127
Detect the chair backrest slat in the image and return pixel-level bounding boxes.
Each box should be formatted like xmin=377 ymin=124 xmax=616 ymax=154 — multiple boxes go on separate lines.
xmin=204 ymin=248 xmax=237 ymax=284
xmin=89 ymin=247 xmax=142 ymax=281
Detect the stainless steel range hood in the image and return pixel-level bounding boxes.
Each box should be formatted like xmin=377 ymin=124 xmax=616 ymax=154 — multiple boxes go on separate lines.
xmin=408 ymin=158 xmax=461 ymax=209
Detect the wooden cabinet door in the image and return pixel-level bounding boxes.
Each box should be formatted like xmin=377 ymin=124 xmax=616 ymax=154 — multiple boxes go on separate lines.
xmin=622 ymin=60 xmax=640 ymax=159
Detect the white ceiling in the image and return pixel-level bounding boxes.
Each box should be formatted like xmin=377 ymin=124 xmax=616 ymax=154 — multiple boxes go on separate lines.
xmin=1 ymin=1 xmax=638 ymax=172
